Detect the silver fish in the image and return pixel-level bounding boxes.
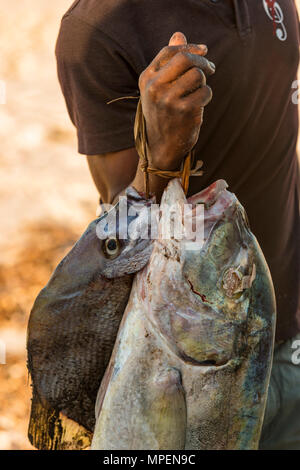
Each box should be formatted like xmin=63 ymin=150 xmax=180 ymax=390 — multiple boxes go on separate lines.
xmin=27 ymin=187 xmax=153 ymax=449
xmin=92 ymin=179 xmax=276 ymax=450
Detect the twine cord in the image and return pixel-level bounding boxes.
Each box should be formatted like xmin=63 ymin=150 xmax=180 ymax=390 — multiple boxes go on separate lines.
xmin=133 ymin=99 xmax=203 ymax=198
xmin=106 ymin=95 xmax=140 ymax=105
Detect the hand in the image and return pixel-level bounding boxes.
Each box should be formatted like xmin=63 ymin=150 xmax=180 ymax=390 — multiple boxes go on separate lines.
xmin=138 ymin=32 xmax=215 ymax=171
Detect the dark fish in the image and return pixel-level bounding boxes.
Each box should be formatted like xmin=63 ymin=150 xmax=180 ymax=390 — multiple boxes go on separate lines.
xmin=27 ymin=187 xmax=153 ymax=449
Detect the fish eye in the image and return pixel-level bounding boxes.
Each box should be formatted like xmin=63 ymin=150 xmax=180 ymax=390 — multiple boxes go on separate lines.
xmin=103 ymin=237 xmax=121 ymax=258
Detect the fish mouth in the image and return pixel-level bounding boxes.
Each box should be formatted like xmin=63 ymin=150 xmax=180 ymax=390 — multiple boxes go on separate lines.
xmin=187 ymin=179 xmax=228 ymax=208
xmin=187 ymin=180 xmax=237 ymax=243
xmin=159 ymin=178 xmax=187 ymax=238
xmin=159 ymin=178 xmax=235 ymax=245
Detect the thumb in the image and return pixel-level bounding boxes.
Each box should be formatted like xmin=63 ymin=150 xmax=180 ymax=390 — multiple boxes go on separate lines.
xmin=168 ymin=32 xmax=187 ymax=46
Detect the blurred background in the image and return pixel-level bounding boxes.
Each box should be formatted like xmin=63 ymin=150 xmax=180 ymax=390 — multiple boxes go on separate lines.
xmin=0 ymin=0 xmax=299 ymax=450
xmin=0 ymin=0 xmax=98 ymax=449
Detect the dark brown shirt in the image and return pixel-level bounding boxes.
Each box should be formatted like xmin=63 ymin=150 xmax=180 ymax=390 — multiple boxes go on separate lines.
xmin=56 ymin=0 xmax=300 ymax=342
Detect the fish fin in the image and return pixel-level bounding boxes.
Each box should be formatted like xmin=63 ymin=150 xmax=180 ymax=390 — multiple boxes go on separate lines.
xmin=28 ymin=392 xmax=92 ymax=450
xmin=93 ymin=365 xmax=187 ymax=450
xmin=146 ymin=367 xmax=187 ymax=450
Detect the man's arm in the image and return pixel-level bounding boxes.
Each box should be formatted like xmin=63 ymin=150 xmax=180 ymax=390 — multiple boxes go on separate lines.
xmin=87 ymin=32 xmax=214 ymax=204
xmin=87 ymin=148 xmax=139 ymax=204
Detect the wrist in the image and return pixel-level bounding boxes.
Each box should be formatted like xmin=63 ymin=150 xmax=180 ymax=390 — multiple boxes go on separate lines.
xmin=147 ymin=146 xmax=184 ymax=172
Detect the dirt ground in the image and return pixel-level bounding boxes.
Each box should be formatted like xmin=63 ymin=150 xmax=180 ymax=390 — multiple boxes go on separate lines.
xmin=0 ymin=0 xmax=299 ymax=451
xmin=0 ymin=0 xmax=98 ymax=450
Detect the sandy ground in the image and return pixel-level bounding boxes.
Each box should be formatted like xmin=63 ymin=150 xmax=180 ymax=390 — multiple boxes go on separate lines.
xmin=0 ymin=0 xmax=299 ymax=450
xmin=0 ymin=0 xmax=98 ymax=450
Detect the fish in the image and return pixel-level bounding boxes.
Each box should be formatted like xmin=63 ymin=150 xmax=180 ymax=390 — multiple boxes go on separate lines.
xmin=27 ymin=187 xmax=154 ymax=450
xmin=92 ymin=178 xmax=276 ymax=450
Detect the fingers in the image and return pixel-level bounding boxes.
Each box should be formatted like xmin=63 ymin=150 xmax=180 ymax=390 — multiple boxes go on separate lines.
xmin=148 ymin=43 xmax=209 ymax=73
xmin=155 ymin=51 xmax=215 ymax=85
xmin=174 ymin=67 xmax=206 ymax=97
xmin=167 ymin=32 xmax=208 ymax=63
xmin=167 ymin=86 xmax=212 ymax=128
xmin=138 ymin=31 xmax=214 ymax=116
xmin=182 ymin=85 xmax=213 ymax=110
xmin=168 ymin=32 xmax=187 ymax=46
xmin=156 ymin=84 xmax=212 ymax=120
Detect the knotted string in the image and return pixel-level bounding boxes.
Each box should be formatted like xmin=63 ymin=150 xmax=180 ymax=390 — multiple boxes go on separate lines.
xmin=107 ymin=95 xmax=204 ymax=198
xmin=133 ymin=99 xmax=203 ymax=198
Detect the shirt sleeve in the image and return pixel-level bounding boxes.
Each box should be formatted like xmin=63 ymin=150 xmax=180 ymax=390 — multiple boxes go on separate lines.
xmin=55 ymin=13 xmax=140 ymax=155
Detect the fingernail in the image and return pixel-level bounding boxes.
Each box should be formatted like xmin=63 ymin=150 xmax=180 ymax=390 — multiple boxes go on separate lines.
xmin=209 ymin=60 xmax=216 ymax=70
xmin=169 ymin=32 xmax=188 ymax=46
xmin=198 ymin=44 xmax=208 ymax=53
